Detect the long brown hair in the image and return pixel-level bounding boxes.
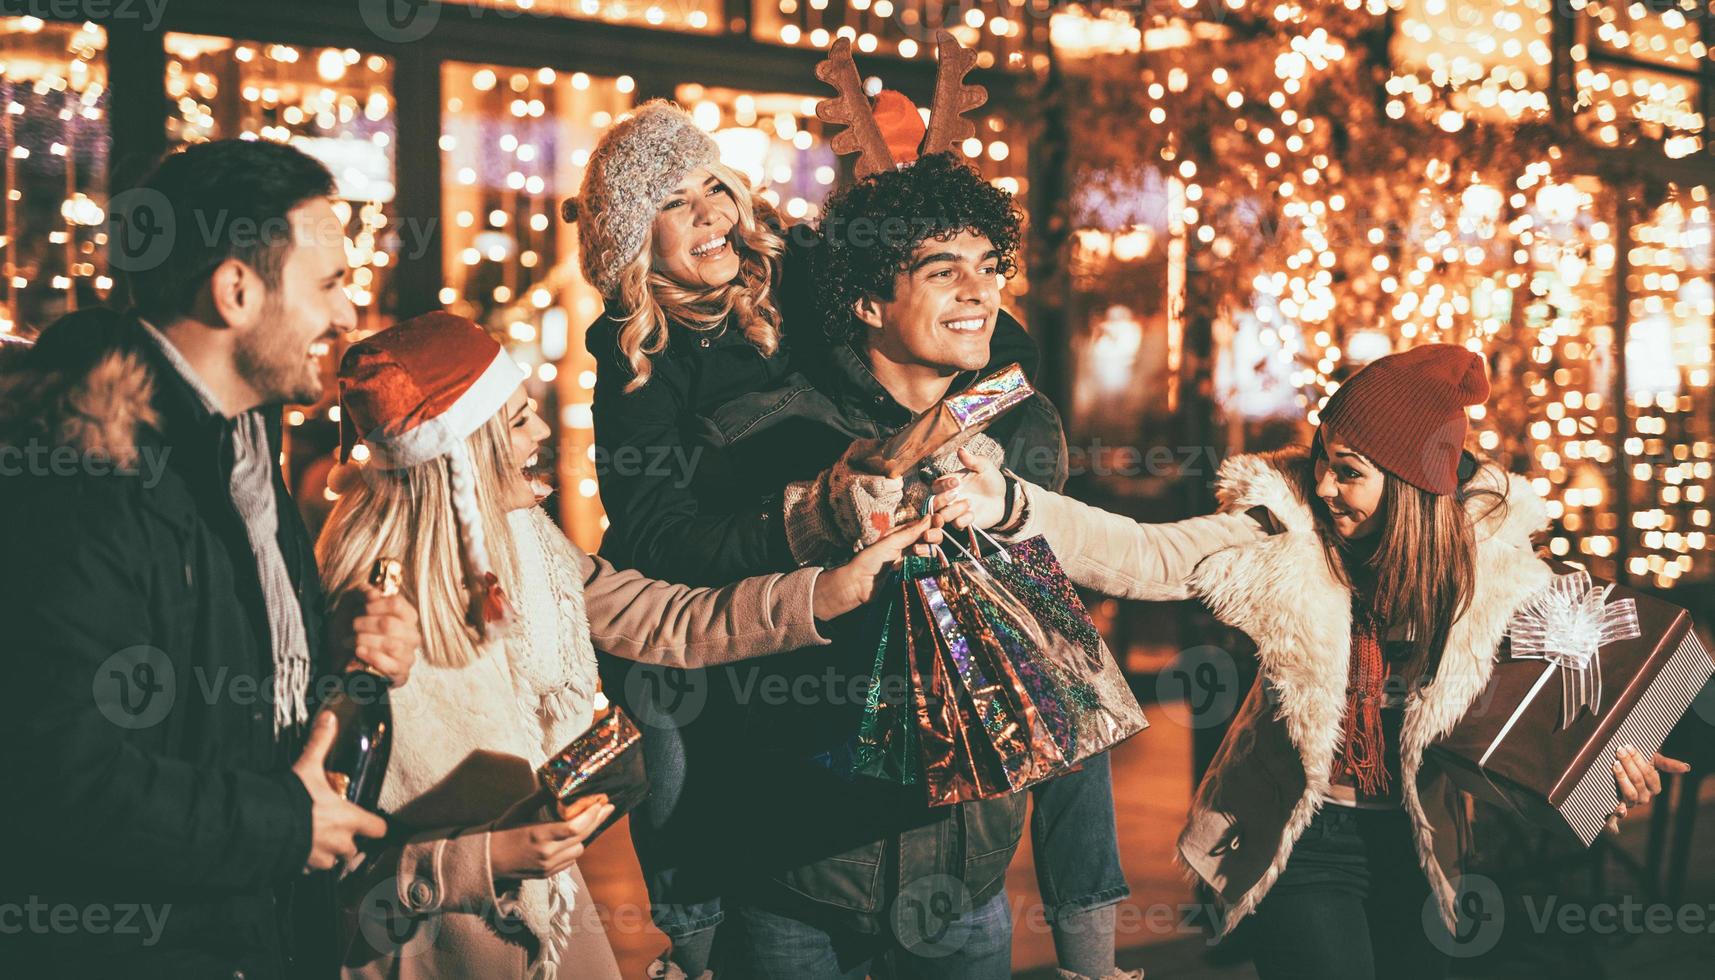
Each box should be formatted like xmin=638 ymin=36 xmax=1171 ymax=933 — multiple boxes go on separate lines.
xmin=612 ymin=162 xmax=784 ymax=391
xmin=1307 ymin=440 xmax=1504 ymax=686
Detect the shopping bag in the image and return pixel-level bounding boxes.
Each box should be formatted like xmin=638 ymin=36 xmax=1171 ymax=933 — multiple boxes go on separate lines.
xmin=848 ymin=565 xmax=924 ymax=785
xmin=901 ymin=558 xmax=990 ymax=804
xmin=973 ymin=533 xmax=1150 ymax=764
xmin=912 ymin=559 xmax=1066 ymax=805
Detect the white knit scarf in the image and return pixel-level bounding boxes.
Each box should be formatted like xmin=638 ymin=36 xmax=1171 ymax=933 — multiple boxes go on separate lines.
xmin=379 ymin=505 xmax=599 ymax=975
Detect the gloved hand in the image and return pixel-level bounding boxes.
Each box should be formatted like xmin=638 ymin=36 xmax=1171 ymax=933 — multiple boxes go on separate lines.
xmin=781 ymin=437 xmax=903 ymax=565
xmin=898 ymin=433 xmax=1006 ymax=520
xmin=780 ymin=433 xmax=1007 ymax=564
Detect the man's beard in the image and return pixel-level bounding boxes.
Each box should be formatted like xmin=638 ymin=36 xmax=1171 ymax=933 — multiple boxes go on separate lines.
xmin=234 ymin=295 xmax=323 ymax=405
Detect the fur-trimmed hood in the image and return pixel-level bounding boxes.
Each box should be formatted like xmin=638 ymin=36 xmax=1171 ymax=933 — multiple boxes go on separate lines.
xmin=1179 ymin=447 xmax=1555 ymax=934
xmin=0 ymin=311 xmax=166 ymax=483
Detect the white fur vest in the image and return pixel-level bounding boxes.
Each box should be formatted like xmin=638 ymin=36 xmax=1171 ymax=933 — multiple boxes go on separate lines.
xmin=1177 ymin=448 xmax=1554 ymax=935
xmin=380 ymin=505 xmax=600 ymax=971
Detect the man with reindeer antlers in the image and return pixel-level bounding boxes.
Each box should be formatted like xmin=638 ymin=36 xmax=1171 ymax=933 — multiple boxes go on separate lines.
xmin=571 ymin=34 xmax=1141 ymax=979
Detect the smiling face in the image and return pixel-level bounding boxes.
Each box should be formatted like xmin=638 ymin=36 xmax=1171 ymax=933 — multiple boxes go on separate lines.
xmin=857 ymin=229 xmax=1000 ymax=376
xmin=650 ymin=166 xmax=743 ymax=289
xmin=233 ymin=198 xmax=358 ymax=404
xmin=1314 ymin=429 xmax=1388 ymax=540
xmin=499 ymin=385 xmax=552 ymax=511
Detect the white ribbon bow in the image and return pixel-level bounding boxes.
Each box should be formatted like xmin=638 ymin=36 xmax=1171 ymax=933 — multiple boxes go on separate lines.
xmin=1506 ymin=566 xmax=1641 ymax=727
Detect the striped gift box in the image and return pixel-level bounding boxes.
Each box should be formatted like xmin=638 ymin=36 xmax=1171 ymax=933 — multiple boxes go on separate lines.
xmin=1429 ymin=573 xmax=1714 ymax=846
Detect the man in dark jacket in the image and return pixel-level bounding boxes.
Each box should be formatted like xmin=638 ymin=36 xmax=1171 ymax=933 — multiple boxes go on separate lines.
xmin=592 ymin=152 xmax=1073 ymax=978
xmin=0 ymin=140 xmax=418 ymax=980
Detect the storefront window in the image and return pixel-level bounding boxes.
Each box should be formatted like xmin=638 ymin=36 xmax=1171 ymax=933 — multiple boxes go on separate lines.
xmin=1467 ymin=175 xmax=1623 ymax=581
xmin=1582 ymin=0 xmax=1705 ymax=70
xmin=1388 ymin=0 xmax=1552 ymax=124
xmin=1572 ymin=3 xmax=1706 ymax=158
xmin=441 ymin=61 xmax=632 ymax=551
xmin=0 ymin=18 xmax=109 ymax=338
xmin=163 ymin=33 xmax=398 ymax=325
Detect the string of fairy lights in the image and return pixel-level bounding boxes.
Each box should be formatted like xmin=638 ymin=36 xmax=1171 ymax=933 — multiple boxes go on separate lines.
xmin=0 ymin=18 xmax=108 ymax=336
xmin=1 ymin=2 xmax=1710 ymax=585
xmin=1054 ymin=0 xmax=1712 ymax=588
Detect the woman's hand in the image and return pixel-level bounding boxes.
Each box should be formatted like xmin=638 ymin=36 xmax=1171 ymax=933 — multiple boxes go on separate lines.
xmin=489 ymin=793 xmax=614 ymax=882
xmin=812 ymin=516 xmax=940 ymax=620
xmin=1604 ymin=745 xmax=1691 ymax=835
xmin=930 ymin=447 xmax=1010 ymax=532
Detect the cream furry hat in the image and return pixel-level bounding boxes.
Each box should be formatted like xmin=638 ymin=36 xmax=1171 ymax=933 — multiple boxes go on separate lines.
xmin=561 ymin=100 xmax=720 ymax=299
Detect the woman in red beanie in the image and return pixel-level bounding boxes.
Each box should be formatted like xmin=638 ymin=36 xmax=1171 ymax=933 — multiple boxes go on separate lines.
xmin=935 ymin=343 xmax=1685 ymax=979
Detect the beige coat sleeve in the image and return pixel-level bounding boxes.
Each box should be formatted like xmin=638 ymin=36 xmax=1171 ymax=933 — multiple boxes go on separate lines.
xmin=1005 ymin=481 xmax=1265 ymax=602
xmin=578 ymin=554 xmax=829 ymax=668
xmin=340 ymin=825 xmax=526 ymax=973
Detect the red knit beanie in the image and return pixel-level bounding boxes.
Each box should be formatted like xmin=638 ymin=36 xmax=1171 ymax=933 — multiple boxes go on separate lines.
xmin=1317 ymin=343 xmax=1490 ymax=496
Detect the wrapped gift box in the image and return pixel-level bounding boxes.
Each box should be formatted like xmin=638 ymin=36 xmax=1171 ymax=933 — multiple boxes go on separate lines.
xmin=1430 ymin=567 xmax=1713 ymax=845
xmin=538 ymin=704 xmax=648 ymax=844
xmin=861 ymin=362 xmax=1033 ymax=479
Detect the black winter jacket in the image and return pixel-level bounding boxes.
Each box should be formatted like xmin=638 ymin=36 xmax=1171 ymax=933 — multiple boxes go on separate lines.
xmin=0 ymin=312 xmax=334 ymax=980
xmin=588 ymin=299 xmax=1066 ymax=931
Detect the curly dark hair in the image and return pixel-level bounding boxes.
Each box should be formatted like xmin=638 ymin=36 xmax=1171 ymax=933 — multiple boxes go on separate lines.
xmin=812 ymin=152 xmax=1022 ymax=344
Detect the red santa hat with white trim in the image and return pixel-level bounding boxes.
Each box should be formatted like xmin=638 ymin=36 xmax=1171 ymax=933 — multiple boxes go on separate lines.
xmin=331 ymin=311 xmax=529 ymax=634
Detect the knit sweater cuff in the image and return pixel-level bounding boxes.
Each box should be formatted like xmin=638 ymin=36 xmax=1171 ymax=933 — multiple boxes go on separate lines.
xmin=782 ymin=473 xmax=838 ymax=567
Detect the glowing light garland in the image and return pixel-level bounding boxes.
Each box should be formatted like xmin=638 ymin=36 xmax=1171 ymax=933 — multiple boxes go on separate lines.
xmin=1056 ymin=0 xmax=1712 ymax=586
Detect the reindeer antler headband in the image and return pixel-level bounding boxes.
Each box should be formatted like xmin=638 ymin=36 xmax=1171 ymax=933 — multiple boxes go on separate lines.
xmin=815 ymin=30 xmax=988 ymax=178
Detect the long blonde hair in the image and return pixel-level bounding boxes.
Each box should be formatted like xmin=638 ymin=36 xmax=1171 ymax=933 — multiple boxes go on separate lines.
xmin=317 ymin=411 xmax=521 ymax=669
xmin=614 ymin=161 xmax=785 ymax=391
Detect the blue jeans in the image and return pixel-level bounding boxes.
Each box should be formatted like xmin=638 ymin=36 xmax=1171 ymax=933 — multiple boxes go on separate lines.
xmin=1248 ymin=805 xmax=1451 ymax=980
xmin=736 ymin=892 xmax=1014 ymax=980
xmin=600 ymin=657 xmax=729 ymax=943
xmin=1030 ymin=751 xmax=1130 ymax=921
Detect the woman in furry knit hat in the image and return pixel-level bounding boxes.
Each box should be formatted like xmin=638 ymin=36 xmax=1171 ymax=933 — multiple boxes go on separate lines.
xmin=935 ymin=344 xmax=1686 ymax=980
xmin=566 ymin=99 xmax=1052 ymax=978
xmin=319 ymin=311 xmax=932 ymax=980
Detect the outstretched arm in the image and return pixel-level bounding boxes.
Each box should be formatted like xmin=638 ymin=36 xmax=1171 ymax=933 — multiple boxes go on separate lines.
xmin=1003 ymin=481 xmax=1265 ymax=600
xmin=932 ymin=447 xmax=1265 ymax=601
xmin=580 ymin=516 xmax=937 ymax=667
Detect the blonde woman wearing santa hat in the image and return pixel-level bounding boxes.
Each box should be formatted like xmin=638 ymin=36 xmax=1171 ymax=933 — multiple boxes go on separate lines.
xmin=318 ymin=311 xmax=932 ymax=980
xmin=936 ymin=343 xmax=1686 ymax=979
